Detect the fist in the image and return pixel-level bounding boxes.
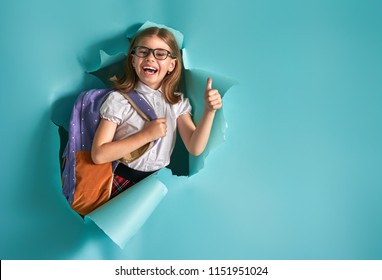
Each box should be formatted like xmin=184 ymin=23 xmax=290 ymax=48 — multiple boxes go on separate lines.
xmin=204 ymin=77 xmax=222 ymax=112
xmin=144 ymin=118 xmax=167 ymax=142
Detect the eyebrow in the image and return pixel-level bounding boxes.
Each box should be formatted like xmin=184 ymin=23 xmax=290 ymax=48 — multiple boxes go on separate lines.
xmin=137 ymin=46 xmax=172 ymax=51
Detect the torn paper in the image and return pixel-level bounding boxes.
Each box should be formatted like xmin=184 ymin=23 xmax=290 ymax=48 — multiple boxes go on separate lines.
xmin=85 ymin=174 xmax=167 ymax=249
xmin=182 ymin=49 xmax=238 ymax=174
xmin=53 ymin=21 xmax=236 ymax=248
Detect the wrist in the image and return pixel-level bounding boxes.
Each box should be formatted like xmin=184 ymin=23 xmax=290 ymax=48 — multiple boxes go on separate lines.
xmin=138 ymin=128 xmax=153 ymax=144
xmin=204 ymin=107 xmax=217 ymax=115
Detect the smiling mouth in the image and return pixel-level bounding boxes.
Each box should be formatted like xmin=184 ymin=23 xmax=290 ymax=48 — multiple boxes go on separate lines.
xmin=143 ymin=66 xmax=158 ymax=75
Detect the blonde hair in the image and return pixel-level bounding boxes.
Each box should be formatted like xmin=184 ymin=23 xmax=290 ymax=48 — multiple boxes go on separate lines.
xmin=111 ymin=27 xmax=183 ymax=104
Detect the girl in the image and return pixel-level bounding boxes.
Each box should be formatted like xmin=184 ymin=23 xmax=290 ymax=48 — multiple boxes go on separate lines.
xmin=91 ymin=27 xmax=222 ymax=198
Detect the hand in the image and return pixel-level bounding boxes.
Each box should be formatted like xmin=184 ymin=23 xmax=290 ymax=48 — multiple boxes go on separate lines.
xmin=204 ymin=77 xmax=222 ymax=112
xmin=143 ymin=118 xmax=167 ymax=142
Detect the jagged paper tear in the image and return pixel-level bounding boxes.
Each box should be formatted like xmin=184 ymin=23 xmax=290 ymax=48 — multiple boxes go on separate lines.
xmin=136 ymin=21 xmax=184 ymax=49
xmin=183 ymin=67 xmax=238 ymax=175
xmin=54 ymin=21 xmax=236 ymax=248
xmin=85 ymin=173 xmax=167 ymax=249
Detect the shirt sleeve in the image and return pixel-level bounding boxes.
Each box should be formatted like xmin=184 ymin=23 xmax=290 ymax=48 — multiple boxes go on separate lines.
xmin=174 ymin=93 xmax=192 ymax=118
xmin=99 ymin=91 xmax=130 ymax=125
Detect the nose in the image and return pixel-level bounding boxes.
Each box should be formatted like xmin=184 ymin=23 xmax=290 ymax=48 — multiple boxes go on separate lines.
xmin=145 ymin=50 xmax=156 ymax=61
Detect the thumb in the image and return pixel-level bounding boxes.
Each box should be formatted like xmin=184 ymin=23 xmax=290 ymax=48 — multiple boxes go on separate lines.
xmin=205 ymin=77 xmax=213 ymax=91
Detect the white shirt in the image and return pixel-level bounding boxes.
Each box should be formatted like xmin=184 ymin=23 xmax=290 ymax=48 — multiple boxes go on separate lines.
xmin=100 ymin=82 xmax=192 ymax=172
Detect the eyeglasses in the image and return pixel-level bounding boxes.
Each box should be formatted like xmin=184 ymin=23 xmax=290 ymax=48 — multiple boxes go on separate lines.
xmin=132 ymin=46 xmax=175 ymax=60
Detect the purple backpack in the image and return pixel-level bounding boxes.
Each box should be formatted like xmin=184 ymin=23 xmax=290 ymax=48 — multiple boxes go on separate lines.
xmin=61 ymin=89 xmax=156 ymax=214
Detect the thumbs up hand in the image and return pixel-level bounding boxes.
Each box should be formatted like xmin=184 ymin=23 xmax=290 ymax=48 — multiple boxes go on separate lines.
xmin=204 ymin=77 xmax=222 ymax=112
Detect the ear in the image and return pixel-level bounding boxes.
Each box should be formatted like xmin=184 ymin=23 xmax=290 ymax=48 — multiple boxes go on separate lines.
xmin=168 ymin=58 xmax=177 ymax=72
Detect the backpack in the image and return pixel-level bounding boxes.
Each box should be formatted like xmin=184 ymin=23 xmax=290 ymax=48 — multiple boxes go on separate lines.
xmin=61 ymin=89 xmax=157 ymax=216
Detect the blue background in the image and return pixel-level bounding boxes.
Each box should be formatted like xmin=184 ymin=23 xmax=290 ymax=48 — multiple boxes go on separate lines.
xmin=1 ymin=0 xmax=381 ymax=259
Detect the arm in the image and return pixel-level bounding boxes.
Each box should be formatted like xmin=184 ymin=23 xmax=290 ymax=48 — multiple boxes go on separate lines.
xmin=177 ymin=78 xmax=222 ymax=156
xmin=91 ymin=118 xmax=167 ymax=164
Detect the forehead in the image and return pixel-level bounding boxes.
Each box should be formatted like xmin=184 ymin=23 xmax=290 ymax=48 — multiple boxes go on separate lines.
xmin=137 ymin=35 xmax=171 ymax=50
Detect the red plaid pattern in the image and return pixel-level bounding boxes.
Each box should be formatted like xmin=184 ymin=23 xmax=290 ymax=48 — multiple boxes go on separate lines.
xmin=110 ymin=174 xmax=136 ymax=199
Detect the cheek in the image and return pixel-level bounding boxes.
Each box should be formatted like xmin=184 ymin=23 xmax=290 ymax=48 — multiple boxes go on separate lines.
xmin=131 ymin=56 xmax=141 ymax=69
xmin=132 ymin=57 xmax=137 ymax=68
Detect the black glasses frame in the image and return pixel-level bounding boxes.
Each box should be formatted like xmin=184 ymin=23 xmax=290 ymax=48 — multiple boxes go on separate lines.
xmin=132 ymin=46 xmax=176 ymax=60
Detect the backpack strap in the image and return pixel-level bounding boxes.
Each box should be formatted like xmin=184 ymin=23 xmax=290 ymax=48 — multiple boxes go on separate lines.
xmin=123 ymin=91 xmax=157 ymax=121
xmin=119 ymin=91 xmax=158 ymax=163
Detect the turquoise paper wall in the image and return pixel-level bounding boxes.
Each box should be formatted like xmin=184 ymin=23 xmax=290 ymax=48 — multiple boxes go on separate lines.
xmin=1 ymin=0 xmax=381 ymax=259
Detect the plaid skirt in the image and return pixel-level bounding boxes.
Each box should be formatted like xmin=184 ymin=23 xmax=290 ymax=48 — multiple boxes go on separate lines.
xmin=110 ymin=174 xmax=136 ymax=199
xmin=110 ymin=163 xmax=157 ymax=199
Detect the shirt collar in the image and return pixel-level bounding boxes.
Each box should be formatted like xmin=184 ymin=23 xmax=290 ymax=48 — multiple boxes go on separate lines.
xmin=135 ymin=81 xmax=163 ymax=95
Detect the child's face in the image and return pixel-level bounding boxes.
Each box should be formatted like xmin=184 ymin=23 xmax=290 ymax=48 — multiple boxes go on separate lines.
xmin=132 ymin=35 xmax=177 ymax=90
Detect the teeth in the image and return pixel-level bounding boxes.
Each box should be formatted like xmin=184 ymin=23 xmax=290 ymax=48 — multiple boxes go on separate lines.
xmin=144 ymin=66 xmax=157 ymax=71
